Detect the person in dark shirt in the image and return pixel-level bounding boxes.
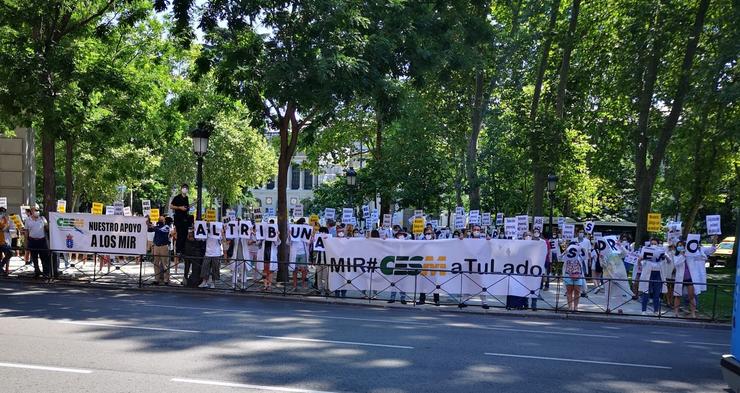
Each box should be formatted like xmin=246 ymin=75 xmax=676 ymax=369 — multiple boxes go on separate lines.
xmin=170 ymin=183 xmax=190 ymax=256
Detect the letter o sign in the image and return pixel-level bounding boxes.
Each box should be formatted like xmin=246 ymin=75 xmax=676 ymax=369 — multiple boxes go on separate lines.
xmin=687 ymin=239 xmax=700 ymax=254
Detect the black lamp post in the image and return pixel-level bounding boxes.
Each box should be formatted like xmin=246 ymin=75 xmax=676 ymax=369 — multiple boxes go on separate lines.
xmin=547 ymin=174 xmax=558 ymax=237
xmin=346 ymin=167 xmax=357 ymax=223
xmin=190 ymin=121 xmax=213 ymax=220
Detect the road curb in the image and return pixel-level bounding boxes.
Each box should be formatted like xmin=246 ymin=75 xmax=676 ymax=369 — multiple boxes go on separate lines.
xmin=2 ymin=277 xmax=729 ymax=330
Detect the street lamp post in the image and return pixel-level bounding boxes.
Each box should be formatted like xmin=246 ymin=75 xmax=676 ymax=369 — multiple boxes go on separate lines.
xmin=346 ymin=167 xmax=357 ymax=224
xmin=547 ymin=174 xmax=558 ymax=237
xmin=190 ymin=121 xmax=213 ymax=221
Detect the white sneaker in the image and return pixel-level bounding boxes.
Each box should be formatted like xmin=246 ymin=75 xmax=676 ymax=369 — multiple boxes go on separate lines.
xmin=198 ymin=281 xmax=208 ymax=288
xmin=641 ymin=311 xmax=647 ymax=316
xmin=208 ymin=282 xmax=215 ymax=289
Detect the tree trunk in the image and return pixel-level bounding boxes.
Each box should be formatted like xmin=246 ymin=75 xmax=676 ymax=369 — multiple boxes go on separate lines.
xmin=65 ymin=138 xmax=74 ymax=211
xmin=529 ymin=0 xmax=561 ymax=217
xmin=42 ymin=131 xmax=56 ymax=216
xmin=555 ymin=0 xmax=581 ymax=118
xmin=634 ymin=0 xmax=710 ymax=244
xmin=374 ymin=110 xmax=391 ymax=215
xmin=276 ymin=104 xmax=300 ymax=283
xmin=466 ymin=70 xmax=485 ymax=210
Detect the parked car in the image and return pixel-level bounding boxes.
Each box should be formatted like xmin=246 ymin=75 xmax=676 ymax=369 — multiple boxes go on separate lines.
xmin=709 ymin=236 xmax=736 ymax=267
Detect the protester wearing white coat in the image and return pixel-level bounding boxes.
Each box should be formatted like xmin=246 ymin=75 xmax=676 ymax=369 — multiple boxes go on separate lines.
xmin=638 ymin=253 xmax=669 ymax=315
xmin=673 ymin=240 xmax=715 ymax=318
xmin=258 ymin=230 xmax=280 ymax=291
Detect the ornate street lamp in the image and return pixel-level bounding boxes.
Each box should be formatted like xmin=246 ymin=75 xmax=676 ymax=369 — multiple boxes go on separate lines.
xmin=190 ymin=121 xmax=213 ymax=220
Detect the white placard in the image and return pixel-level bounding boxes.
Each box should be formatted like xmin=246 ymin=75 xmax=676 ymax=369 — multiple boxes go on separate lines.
xmin=516 ymin=215 xmax=529 ymax=236
xmin=114 ymin=201 xmax=124 ymax=216
xmin=414 ymin=209 xmax=424 ymax=218
xmin=382 ymin=214 xmax=392 ymax=228
xmin=455 ymin=206 xmax=465 ymax=216
xmin=56 ymin=200 xmax=67 ymax=213
xmin=481 ymin=213 xmax=492 ymax=226
xmin=105 ymin=206 xmax=115 ymax=215
xmin=123 ymin=206 xmax=132 ymax=217
xmin=504 ymin=217 xmax=517 ymax=238
xmin=557 ymin=217 xmax=565 ymax=228
xmin=706 ymin=215 xmax=721 ymax=235
xmin=208 ymin=222 xmax=223 ymax=239
xmin=454 ymin=214 xmax=466 ymax=230
xmin=584 ymin=220 xmax=595 ymax=234
xmin=563 ymin=224 xmax=575 ymax=240
xmin=291 ymin=204 xmax=303 ymax=218
xmin=495 ymin=213 xmax=504 ymax=226
xmin=324 ymin=208 xmax=336 ymax=221
xmin=224 ymin=220 xmax=239 ymax=239
xmin=468 ymin=210 xmax=480 ymax=225
xmin=686 ymin=233 xmax=702 ymax=256
xmin=533 ymin=216 xmax=544 ymax=232
xmin=256 ymin=222 xmax=279 ymax=241
xmin=362 ymin=205 xmax=370 ymax=218
xmin=0 ymin=197 xmax=7 ymax=209
xmin=49 ymin=213 xmax=147 ymax=255
xmin=342 ymin=208 xmax=354 ymax=222
xmin=289 ymin=224 xmax=314 ymax=243
xmin=142 ymin=200 xmax=151 ymax=216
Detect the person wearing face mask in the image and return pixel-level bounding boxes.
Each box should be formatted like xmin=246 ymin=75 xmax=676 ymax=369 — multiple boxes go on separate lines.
xmin=149 ymin=216 xmax=172 ymax=285
xmin=170 ymin=184 xmax=190 ymax=260
xmin=458 ymin=225 xmax=490 ymax=309
xmin=333 ymin=227 xmax=348 ymax=298
xmin=24 ymin=205 xmax=49 ymax=279
xmin=529 ymin=230 xmax=550 ymax=311
xmin=663 ymin=244 xmax=678 ymax=309
xmin=576 ymin=230 xmax=592 ymax=297
xmin=388 ymin=231 xmax=408 ymax=304
xmin=417 ymin=229 xmax=440 ymax=306
xmin=0 ymin=207 xmax=12 ymax=275
xmin=637 ymin=241 xmax=668 ymax=316
xmin=633 ymin=238 xmax=660 ymax=299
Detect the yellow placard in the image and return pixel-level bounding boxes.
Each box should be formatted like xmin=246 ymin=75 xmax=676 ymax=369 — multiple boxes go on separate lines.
xmin=149 ymin=208 xmax=160 ymax=222
xmin=10 ymin=214 xmax=23 ymax=229
xmin=56 ymin=200 xmax=66 ymax=213
xmin=309 ymin=214 xmax=319 ymax=226
xmin=91 ymin=202 xmax=104 ymax=215
xmin=647 ymin=213 xmax=662 ymax=232
xmin=205 ymin=208 xmax=217 ymax=222
xmin=412 ymin=217 xmax=425 ymax=234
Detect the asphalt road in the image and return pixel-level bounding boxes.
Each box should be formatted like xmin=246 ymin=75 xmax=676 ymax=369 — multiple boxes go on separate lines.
xmin=0 ymin=281 xmax=730 ymax=393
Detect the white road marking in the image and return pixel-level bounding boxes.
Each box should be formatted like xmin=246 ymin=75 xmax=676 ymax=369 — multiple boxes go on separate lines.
xmin=257 ymin=335 xmax=414 ymax=349
xmin=0 ymin=362 xmax=92 ymax=374
xmin=686 ymin=341 xmax=728 ymax=347
xmin=300 ymin=314 xmax=429 ymax=326
xmin=58 ymin=320 xmax=200 ymax=333
xmin=171 ymin=378 xmax=341 ymax=393
xmin=484 ymin=352 xmax=672 ymax=370
xmin=448 ymin=323 xmax=619 ymax=339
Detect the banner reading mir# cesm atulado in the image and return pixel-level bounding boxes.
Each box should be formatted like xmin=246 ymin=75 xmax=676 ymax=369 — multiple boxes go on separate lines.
xmin=49 ymin=212 xmax=148 ymax=255
xmin=325 ymin=238 xmax=547 ymax=297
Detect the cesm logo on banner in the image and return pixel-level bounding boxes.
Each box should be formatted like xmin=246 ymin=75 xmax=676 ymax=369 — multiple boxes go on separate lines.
xmin=49 ymin=213 xmax=148 ymax=254
xmin=324 ymin=238 xmax=547 ymax=297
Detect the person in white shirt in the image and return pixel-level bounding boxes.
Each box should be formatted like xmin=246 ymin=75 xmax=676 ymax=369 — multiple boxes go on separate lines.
xmin=24 ymin=205 xmax=49 ymax=278
xmin=289 ymin=218 xmax=310 ymax=290
xmin=0 ymin=207 xmax=12 ymax=274
xmin=576 ymin=230 xmax=591 ymax=296
xmin=459 ymin=225 xmax=491 ymax=310
xmin=199 ymin=225 xmax=224 ymax=289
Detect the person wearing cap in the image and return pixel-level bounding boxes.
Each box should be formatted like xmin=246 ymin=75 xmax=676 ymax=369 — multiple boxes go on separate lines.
xmin=0 ymin=207 xmax=12 ymax=274
xmin=24 ymin=205 xmax=49 ymax=278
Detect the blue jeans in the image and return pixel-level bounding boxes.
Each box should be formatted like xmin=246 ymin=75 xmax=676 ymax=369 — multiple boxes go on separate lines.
xmin=641 ymin=271 xmax=662 ymax=312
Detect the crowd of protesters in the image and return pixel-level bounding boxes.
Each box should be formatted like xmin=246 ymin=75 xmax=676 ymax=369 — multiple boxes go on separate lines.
xmin=0 ymin=185 xmax=722 ymax=319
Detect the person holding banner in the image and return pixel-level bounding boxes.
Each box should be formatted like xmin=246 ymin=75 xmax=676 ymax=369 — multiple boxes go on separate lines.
xmin=289 ymin=218 xmax=310 ymax=291
xmin=459 ymin=225 xmax=490 ymax=309
xmin=637 ymin=246 xmax=669 ymax=316
xmin=417 ymin=227 xmax=440 ymax=306
xmin=199 ymin=224 xmax=224 ymax=289
xmin=259 ymin=220 xmax=280 ymax=291
xmin=562 ymin=243 xmax=585 ymax=311
xmin=388 ymin=231 xmax=408 ymax=304
xmin=313 ymin=227 xmax=331 ymax=295
xmin=673 ymin=236 xmax=716 ymax=318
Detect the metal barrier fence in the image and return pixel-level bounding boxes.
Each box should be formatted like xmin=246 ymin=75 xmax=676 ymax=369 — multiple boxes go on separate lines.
xmin=0 ymin=246 xmax=732 ymax=322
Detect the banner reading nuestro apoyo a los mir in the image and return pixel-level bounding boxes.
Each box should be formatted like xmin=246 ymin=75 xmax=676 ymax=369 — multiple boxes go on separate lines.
xmin=325 ymin=238 xmax=547 ymax=297
xmin=49 ymin=213 xmax=148 ymax=255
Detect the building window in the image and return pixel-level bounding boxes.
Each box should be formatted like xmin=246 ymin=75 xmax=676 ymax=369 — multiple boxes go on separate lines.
xmin=291 ymin=166 xmax=301 ymax=190
xmin=303 ymin=170 xmax=313 ymax=190
xmin=265 ymin=197 xmax=273 ymax=205
xmin=266 ymin=178 xmax=275 ymax=190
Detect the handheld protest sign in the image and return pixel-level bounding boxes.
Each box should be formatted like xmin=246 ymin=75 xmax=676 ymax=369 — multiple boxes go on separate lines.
xmin=412 ymin=217 xmax=425 ymax=234
xmin=362 ymin=205 xmax=370 ymax=219
xmin=495 ymin=213 xmax=504 ymax=226
xmin=533 ymin=216 xmax=544 ymax=233
xmin=706 ymin=215 xmax=721 ymax=235
xmin=563 ymin=224 xmax=575 ymax=240
xmin=342 ymin=208 xmax=354 ymax=222
xmin=314 ymin=233 xmax=329 ymax=251
xmin=584 ymin=220 xmax=595 ymax=234
xmin=290 ymin=224 xmax=313 ymax=243
xmin=293 ymin=204 xmax=304 ymax=218
xmin=149 ymin=208 xmax=160 ymax=222
xmin=686 ymin=233 xmax=702 ymax=256
xmin=557 ymin=217 xmax=565 ymax=229
xmin=504 ymin=217 xmax=517 ymax=238
xmin=105 ymin=206 xmax=115 ymax=215
xmin=194 ymin=220 xmax=208 ymax=240
xmin=92 ymin=202 xmax=104 ymax=215
xmin=454 ymin=214 xmax=466 ymax=230
xmin=309 ymin=214 xmax=319 ymax=227
xmin=468 ymin=210 xmax=480 ymax=225
xmin=224 ymin=220 xmax=239 ymax=239
xmin=647 ymin=213 xmax=661 ymax=232
xmin=56 ymin=200 xmax=66 ymax=213
xmin=238 ymin=220 xmax=253 ymax=239
xmin=0 ymin=197 xmax=6 ymax=209
xmin=482 ymin=213 xmax=492 ymax=227
xmin=382 ymin=214 xmax=392 ymax=228
xmin=324 ymin=208 xmax=335 ymax=221
xmin=114 ymin=201 xmax=124 ymax=216
xmin=10 ymin=214 xmax=23 ymax=229
xmin=208 ymin=222 xmax=223 ymax=239
xmin=455 ymin=206 xmax=465 ymax=217
xmin=258 ymin=222 xmax=279 ymax=241
xmin=516 ymin=215 xmax=529 ymax=236
xmin=123 ymin=206 xmax=132 ymax=217
xmin=205 ymin=208 xmax=217 ymax=222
